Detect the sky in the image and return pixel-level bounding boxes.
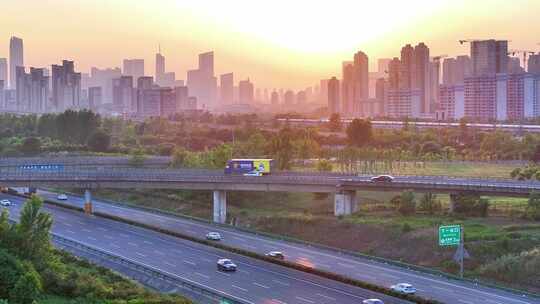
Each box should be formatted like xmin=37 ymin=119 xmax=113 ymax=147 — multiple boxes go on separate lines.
xmin=1 ymin=0 xmax=540 ymax=89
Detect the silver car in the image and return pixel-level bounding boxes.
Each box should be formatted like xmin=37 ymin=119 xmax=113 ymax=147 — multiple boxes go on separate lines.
xmin=0 ymin=199 xmax=11 ymax=206
xmin=206 ymin=232 xmax=222 ymax=241
xmin=362 ymin=299 xmax=384 ymax=304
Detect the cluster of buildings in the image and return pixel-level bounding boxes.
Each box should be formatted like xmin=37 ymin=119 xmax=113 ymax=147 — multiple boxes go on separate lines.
xmin=327 ymin=39 xmax=540 ymax=122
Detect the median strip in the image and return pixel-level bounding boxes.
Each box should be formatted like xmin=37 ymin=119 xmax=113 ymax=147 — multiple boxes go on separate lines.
xmin=34 ymin=194 xmax=443 ymax=303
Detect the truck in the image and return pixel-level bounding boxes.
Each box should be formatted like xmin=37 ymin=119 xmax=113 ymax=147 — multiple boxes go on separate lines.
xmin=224 ymin=159 xmax=274 ymax=175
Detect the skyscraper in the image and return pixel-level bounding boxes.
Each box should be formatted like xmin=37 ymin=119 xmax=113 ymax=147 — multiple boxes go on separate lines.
xmin=155 ymin=52 xmax=165 ymax=84
xmin=341 ymin=61 xmax=354 ymax=116
xmin=528 ymin=53 xmax=540 ymax=73
xmin=388 ymin=57 xmax=401 ymax=90
xmin=328 ymin=77 xmax=340 ymax=115
xmin=0 ymin=58 xmax=7 ymax=85
xmin=9 ymin=36 xmax=24 ymax=89
xmin=187 ymin=51 xmax=217 ymax=109
xmin=238 ymin=78 xmax=254 ymax=104
xmin=88 ymin=87 xmax=102 ymax=112
xmin=400 ymin=44 xmax=415 ymax=89
xmin=414 ymin=42 xmax=431 ymax=113
xmin=470 ymin=40 xmax=508 ymax=76
xmin=353 ymin=51 xmax=369 ymax=115
xmin=15 ymin=67 xmax=49 ymax=113
xmin=112 ymin=76 xmax=134 ymax=113
xmin=443 ymin=55 xmax=471 ymax=85
xmin=220 ymin=73 xmax=234 ymax=104
xmin=123 ymin=59 xmax=145 ymax=81
xmin=52 ymin=60 xmax=81 ymax=112
xmin=271 ymin=90 xmax=279 ymax=106
xmin=377 ymin=58 xmax=392 ymax=76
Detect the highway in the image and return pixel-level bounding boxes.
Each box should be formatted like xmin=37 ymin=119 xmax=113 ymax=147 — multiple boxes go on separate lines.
xmin=0 ymin=167 xmax=539 ymax=196
xmin=34 ymin=189 xmax=540 ymax=304
xmin=0 ymin=192 xmax=406 ymax=304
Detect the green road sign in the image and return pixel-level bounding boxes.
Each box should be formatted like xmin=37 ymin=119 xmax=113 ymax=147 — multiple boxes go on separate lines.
xmin=439 ymin=225 xmax=461 ymax=246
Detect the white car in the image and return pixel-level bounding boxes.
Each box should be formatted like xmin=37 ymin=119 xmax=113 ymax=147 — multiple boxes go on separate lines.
xmin=265 ymin=251 xmax=285 ymax=260
xmin=206 ymin=232 xmax=222 ymax=241
xmin=0 ymin=199 xmax=11 ymax=206
xmin=57 ymin=194 xmax=68 ymax=200
xmin=390 ymin=283 xmax=416 ymax=295
xmin=362 ymin=299 xmax=384 ymax=304
xmin=243 ymin=170 xmax=262 ymax=177
xmin=217 ymin=258 xmax=237 ymax=271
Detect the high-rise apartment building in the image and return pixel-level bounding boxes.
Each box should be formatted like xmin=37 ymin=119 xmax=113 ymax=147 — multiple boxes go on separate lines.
xmin=470 ymin=40 xmax=508 ymax=76
xmin=528 ymin=53 xmax=540 ymax=73
xmin=439 ymin=85 xmax=465 ymax=120
xmin=238 ymin=79 xmax=254 ymax=104
xmin=341 ymin=62 xmax=354 ymax=116
xmin=271 ymin=91 xmax=279 ymax=106
xmin=88 ymin=87 xmax=102 ymax=112
xmin=9 ymin=37 xmax=24 ymax=89
xmin=220 ymin=73 xmax=234 ymax=104
xmin=353 ymin=51 xmax=369 ymax=114
xmin=414 ymin=43 xmax=431 ymax=113
xmin=0 ymin=58 xmax=7 ymax=85
xmin=16 ymin=67 xmax=49 ymax=113
xmin=400 ymin=44 xmax=415 ymax=89
xmin=328 ymin=77 xmax=340 ymax=115
xmin=443 ymin=55 xmax=471 ymax=85
xmin=508 ymin=57 xmax=524 ymax=74
xmin=88 ymin=67 xmax=121 ymax=104
xmin=52 ymin=60 xmax=81 ymax=112
xmin=112 ymin=76 xmax=134 ymax=113
xmin=284 ymin=90 xmax=295 ymax=106
xmin=155 ymin=52 xmax=165 ymax=82
xmin=377 ymin=58 xmax=392 ymax=76
xmin=123 ymin=59 xmax=145 ymax=82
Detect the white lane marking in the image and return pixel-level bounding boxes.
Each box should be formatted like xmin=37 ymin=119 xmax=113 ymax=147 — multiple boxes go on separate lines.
xmin=379 ymin=273 xmax=399 ymax=279
xmin=231 ymin=285 xmax=248 ymax=292
xmin=458 ymin=300 xmax=475 ymax=304
xmin=87 ymin=236 xmax=97 ymax=241
xmin=201 ymin=258 xmax=213 ymax=263
xmin=337 ymin=262 xmax=355 ymax=268
xmin=272 ymin=279 xmax=290 ymax=286
xmin=143 ymin=240 xmax=153 ymax=245
xmin=245 ymin=245 xmax=257 ymax=250
xmin=66 ymin=230 xmax=75 ymax=234
xmin=127 ymin=242 xmax=138 ymax=247
xmin=186 ymin=230 xmax=196 ymax=234
xmin=232 ymin=236 xmax=246 ymax=242
xmin=486 ymin=300 xmax=504 ymax=304
xmin=63 ymin=223 xmax=72 ymax=227
xmin=194 ymin=272 xmax=210 ymax=279
xmin=271 ymin=299 xmax=287 ymax=304
xmin=153 ymin=250 xmax=165 ymax=255
xmin=316 ymin=293 xmax=336 ymax=301
xmin=110 ymin=243 xmax=120 ymax=249
xmin=238 ymin=269 xmax=250 ymax=275
xmin=165 ymin=262 xmax=177 ymax=267
xmin=104 ymin=235 xmax=114 ymax=239
xmin=316 ymin=263 xmax=331 ymax=268
xmin=119 ymin=233 xmax=129 ymax=237
xmin=136 ymin=252 xmax=147 ymax=258
xmin=183 ymin=260 xmax=196 ymax=266
xmin=82 ymin=228 xmax=92 ymax=233
xmin=253 ymin=282 xmax=270 ymax=289
xmin=97 ymin=227 xmax=107 ymax=232
xmin=216 ymin=271 xmax=230 ymax=277
xmin=295 ymin=296 xmax=315 ymax=303
xmin=432 ymin=285 xmax=453 ymax=292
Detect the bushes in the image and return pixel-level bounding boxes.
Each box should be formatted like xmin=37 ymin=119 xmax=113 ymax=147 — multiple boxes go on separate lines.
xmin=451 ymin=193 xmax=489 ymax=217
xmin=527 ymin=192 xmax=540 ymax=220
xmin=397 ymin=190 xmax=416 ymax=215
xmin=479 ymin=247 xmax=540 ymax=287
xmin=0 ymin=249 xmax=24 ymax=300
xmin=418 ymin=193 xmax=441 ymax=215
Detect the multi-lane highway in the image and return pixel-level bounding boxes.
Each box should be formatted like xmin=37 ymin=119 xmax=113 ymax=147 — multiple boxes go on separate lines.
xmin=1 ymin=192 xmax=406 ymax=304
xmin=34 ymin=189 xmax=540 ymax=304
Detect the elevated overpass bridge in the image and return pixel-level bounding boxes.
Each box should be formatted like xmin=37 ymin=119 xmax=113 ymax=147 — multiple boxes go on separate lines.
xmin=0 ymin=160 xmax=538 ymax=222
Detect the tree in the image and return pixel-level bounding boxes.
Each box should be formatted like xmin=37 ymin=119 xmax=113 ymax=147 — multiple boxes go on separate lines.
xmin=397 ymin=190 xmax=416 ymax=215
xmin=316 ymin=159 xmax=333 ymax=172
xmin=527 ymin=192 xmax=540 ymax=220
xmin=0 ymin=249 xmax=24 ymax=299
xmin=452 ymin=192 xmax=489 ymax=217
xmin=128 ymin=149 xmax=147 ymax=167
xmin=328 ymin=113 xmax=342 ymax=132
xmin=87 ymin=130 xmax=110 ymax=152
xmin=531 ymin=144 xmax=540 ymax=163
xmin=18 ymin=137 xmax=41 ymax=156
xmin=15 ymin=196 xmax=53 ymax=269
xmin=170 ymin=147 xmax=189 ymax=168
xmin=346 ymin=119 xmax=372 ymax=147
xmin=269 ymin=127 xmax=294 ymax=170
xmin=9 ymin=268 xmax=42 ymax=304
xmin=418 ymin=193 xmax=441 ymax=214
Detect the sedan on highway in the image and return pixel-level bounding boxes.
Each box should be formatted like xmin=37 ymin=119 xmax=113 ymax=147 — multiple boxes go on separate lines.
xmin=243 ymin=170 xmax=262 ymax=177
xmin=206 ymin=232 xmax=222 ymax=241
xmin=265 ymin=251 xmax=285 ymax=260
xmin=217 ymin=259 xmax=237 ymax=272
xmin=370 ymin=175 xmax=395 ymax=182
xmin=57 ymin=194 xmax=68 ymax=200
xmin=390 ymin=283 xmax=416 ymax=295
xmin=362 ymin=299 xmax=384 ymax=304
xmin=0 ymin=199 xmax=11 ymax=207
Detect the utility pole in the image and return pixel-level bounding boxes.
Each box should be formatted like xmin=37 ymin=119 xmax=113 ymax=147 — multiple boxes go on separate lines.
xmin=459 ymin=225 xmax=464 ymax=278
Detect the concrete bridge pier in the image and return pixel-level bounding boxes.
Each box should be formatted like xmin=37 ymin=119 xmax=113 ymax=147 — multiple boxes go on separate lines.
xmin=334 ymin=190 xmax=357 ymax=216
xmin=213 ymin=190 xmax=227 ymax=224
xmin=84 ymin=189 xmax=93 ymax=214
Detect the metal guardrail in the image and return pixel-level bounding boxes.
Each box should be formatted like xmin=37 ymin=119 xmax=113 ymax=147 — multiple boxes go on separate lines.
xmin=50 ymin=234 xmax=249 ymax=304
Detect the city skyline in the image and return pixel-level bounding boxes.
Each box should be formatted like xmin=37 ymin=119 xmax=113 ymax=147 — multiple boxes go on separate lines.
xmin=2 ymin=0 xmax=540 ymax=89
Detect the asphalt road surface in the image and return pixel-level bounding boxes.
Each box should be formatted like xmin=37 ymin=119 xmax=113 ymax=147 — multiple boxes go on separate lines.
xmin=0 ymin=193 xmax=407 ymax=304
xmin=33 ymin=189 xmax=540 ymax=304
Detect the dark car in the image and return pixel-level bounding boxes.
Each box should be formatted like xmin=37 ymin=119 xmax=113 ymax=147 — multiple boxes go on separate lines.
xmin=217 ymin=259 xmax=237 ymax=271
xmin=370 ymin=175 xmax=395 ymax=182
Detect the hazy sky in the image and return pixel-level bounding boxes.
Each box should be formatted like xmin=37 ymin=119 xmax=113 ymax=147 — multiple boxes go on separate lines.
xmin=1 ymin=0 xmax=540 ymax=89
